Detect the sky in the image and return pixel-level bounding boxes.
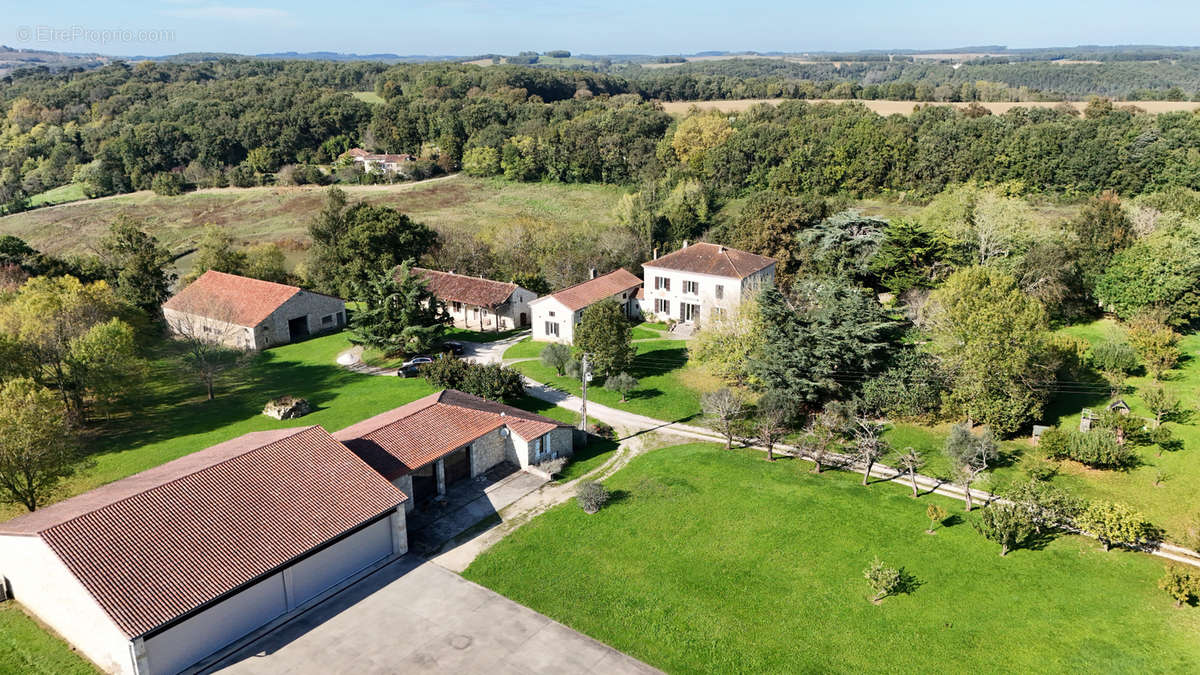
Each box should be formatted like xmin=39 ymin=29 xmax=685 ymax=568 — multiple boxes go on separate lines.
xmin=7 ymin=0 xmax=1200 ymax=57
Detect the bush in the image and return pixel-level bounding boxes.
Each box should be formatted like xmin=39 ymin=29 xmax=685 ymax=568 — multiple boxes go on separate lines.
xmin=420 ymin=358 xmax=525 ymax=402
xmin=540 ymin=342 xmax=571 ymax=376
xmin=589 ymin=421 xmax=615 ymax=440
xmin=1045 ymin=428 xmax=1136 ymax=469
xmin=860 ymin=349 xmax=947 ymax=421
xmin=151 ymin=172 xmax=186 ymax=196
xmin=1077 ymin=501 xmax=1157 ymax=551
xmin=537 ymin=456 xmax=568 ymax=478
xmin=1158 ymin=565 xmax=1199 ymax=607
xmin=576 ymin=481 xmax=610 ymax=514
xmin=863 ymin=558 xmax=902 ymax=603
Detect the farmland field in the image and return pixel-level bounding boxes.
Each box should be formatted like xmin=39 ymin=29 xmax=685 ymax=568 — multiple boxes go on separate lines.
xmin=660 ymin=98 xmax=1200 ymax=116
xmin=0 ymin=175 xmax=627 ymax=272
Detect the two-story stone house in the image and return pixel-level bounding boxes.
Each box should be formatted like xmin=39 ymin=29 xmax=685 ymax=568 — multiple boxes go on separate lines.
xmin=641 ymin=242 xmax=776 ymax=326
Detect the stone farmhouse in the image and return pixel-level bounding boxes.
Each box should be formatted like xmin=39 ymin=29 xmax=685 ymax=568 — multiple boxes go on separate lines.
xmin=0 ymin=426 xmax=408 ymax=675
xmin=412 ymin=267 xmax=537 ymax=331
xmin=528 ymin=268 xmax=643 ymax=343
xmin=0 ymin=390 xmax=573 ymax=675
xmin=343 ymin=148 xmax=416 ymax=175
xmin=163 ymin=271 xmax=346 ymax=350
xmin=641 ymin=242 xmax=776 ymax=326
xmin=334 ymin=390 xmax=573 ymax=510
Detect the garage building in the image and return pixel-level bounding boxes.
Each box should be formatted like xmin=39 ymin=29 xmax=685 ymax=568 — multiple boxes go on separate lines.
xmin=0 ymin=426 xmax=408 ymax=675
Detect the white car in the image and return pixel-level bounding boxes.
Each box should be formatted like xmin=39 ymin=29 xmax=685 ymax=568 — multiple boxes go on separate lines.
xmin=400 ymin=355 xmax=434 ymax=369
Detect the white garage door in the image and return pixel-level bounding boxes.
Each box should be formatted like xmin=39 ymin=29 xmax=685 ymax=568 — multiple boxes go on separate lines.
xmin=290 ymin=517 xmax=393 ymax=606
xmin=142 ymin=517 xmax=395 ymax=674
xmin=144 ymin=573 xmax=287 ymax=675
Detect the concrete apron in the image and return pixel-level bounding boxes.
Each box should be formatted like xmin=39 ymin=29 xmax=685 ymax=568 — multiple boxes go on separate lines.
xmin=407 ymin=467 xmax=549 ymax=556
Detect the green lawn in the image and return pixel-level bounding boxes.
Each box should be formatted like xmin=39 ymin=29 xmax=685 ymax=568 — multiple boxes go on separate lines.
xmin=445 ymin=327 xmax=527 ymax=343
xmin=511 ymin=339 xmax=709 ymax=422
xmin=465 ymin=443 xmax=1200 ymax=673
xmin=351 ymin=91 xmax=385 ymax=105
xmin=0 ymin=603 xmax=97 ymax=674
xmin=0 ymin=332 xmax=437 ymax=521
xmin=631 ymin=324 xmax=668 ymax=340
xmin=502 ymin=337 xmax=545 ymax=360
xmin=27 ymin=183 xmax=86 ymax=208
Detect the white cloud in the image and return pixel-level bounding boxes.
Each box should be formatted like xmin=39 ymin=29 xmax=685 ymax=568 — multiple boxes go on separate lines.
xmin=160 ymin=5 xmax=290 ymax=21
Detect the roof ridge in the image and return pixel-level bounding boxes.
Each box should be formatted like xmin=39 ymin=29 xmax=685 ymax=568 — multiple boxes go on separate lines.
xmin=36 ymin=426 xmax=319 ymax=536
xmin=202 ymin=269 xmax=300 ymax=293
xmin=548 ymin=268 xmax=631 ymax=298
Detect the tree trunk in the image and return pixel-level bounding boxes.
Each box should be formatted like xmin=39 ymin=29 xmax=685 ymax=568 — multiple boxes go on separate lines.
xmin=724 ymin=430 xmax=732 ymax=451
xmin=964 ymin=483 xmax=973 ymax=511
xmin=909 ymin=470 xmax=919 ymax=497
xmin=206 ymin=377 xmax=215 ymax=401
xmin=862 ymin=460 xmax=874 ymax=486
xmin=766 ymin=444 xmax=774 ymax=461
xmin=1000 ymin=543 xmax=1008 ymax=556
xmin=811 ymin=459 xmax=822 ymax=473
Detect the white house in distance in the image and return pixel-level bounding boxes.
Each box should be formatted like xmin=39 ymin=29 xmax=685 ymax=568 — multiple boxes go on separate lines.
xmin=162 ymin=271 xmax=346 ymax=350
xmin=0 ymin=426 xmax=408 ymax=675
xmin=342 ymin=148 xmax=416 ymax=175
xmin=641 ymin=242 xmax=776 ymax=325
xmin=412 ymin=267 xmax=537 ymax=331
xmin=333 ymin=389 xmax=574 ymax=511
xmin=529 ymin=268 xmax=642 ymax=343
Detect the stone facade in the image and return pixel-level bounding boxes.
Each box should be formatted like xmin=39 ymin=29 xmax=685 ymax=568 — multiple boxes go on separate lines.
xmin=165 ymin=289 xmax=346 ymax=351
xmin=445 ymin=287 xmax=537 ymax=331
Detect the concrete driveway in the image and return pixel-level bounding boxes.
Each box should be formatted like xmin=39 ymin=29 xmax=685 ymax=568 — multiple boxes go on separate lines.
xmin=207 ymin=556 xmax=659 ymax=674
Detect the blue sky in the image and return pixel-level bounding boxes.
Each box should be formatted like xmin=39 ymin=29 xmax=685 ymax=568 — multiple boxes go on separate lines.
xmin=8 ymin=1 xmax=1200 ymax=57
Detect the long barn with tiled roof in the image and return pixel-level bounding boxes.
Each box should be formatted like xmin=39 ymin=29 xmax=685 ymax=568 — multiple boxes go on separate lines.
xmin=411 ymin=267 xmax=537 ymax=331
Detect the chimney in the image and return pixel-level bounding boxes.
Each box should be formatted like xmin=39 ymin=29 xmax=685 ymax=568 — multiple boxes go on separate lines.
xmin=589 ymin=268 xmax=597 ymax=279
xmin=718 ymin=245 xmax=726 ymax=254
xmin=652 ymin=247 xmax=658 ymax=260
xmin=681 ymin=240 xmax=689 ymax=249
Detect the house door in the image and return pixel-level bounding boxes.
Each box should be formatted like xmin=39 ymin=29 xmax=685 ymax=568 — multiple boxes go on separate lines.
xmin=287 ymin=316 xmax=310 ymax=341
xmin=520 ymin=312 xmax=528 ymax=327
xmin=680 ymin=303 xmax=700 ymax=323
xmin=411 ymin=464 xmax=437 ymax=505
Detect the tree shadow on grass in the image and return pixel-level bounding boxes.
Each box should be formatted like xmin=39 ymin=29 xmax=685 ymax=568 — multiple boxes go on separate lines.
xmin=895 ymin=568 xmax=923 ymax=596
xmin=630 ymin=346 xmax=688 ymax=379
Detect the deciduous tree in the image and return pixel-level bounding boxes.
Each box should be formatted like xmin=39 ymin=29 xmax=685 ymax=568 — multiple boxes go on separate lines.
xmin=98 ymin=218 xmax=175 ymax=316
xmin=944 ymin=423 xmax=998 ymax=510
xmin=574 ymin=299 xmax=634 ymax=377
xmin=702 ymin=388 xmax=745 ymax=451
xmin=605 ymin=372 xmax=638 ymax=403
xmin=896 ymin=447 xmax=925 ymax=497
xmin=1077 ymin=501 xmax=1155 ymax=551
xmin=973 ymin=502 xmax=1034 ymax=556
xmin=540 ymin=343 xmax=572 ymax=376
xmin=0 ymin=378 xmax=78 ymax=511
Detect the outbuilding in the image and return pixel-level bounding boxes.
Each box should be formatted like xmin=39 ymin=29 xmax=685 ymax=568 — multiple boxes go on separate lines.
xmin=0 ymin=426 xmax=408 ymax=675
xmin=412 ymin=267 xmax=537 ymax=331
xmin=528 ymin=268 xmax=642 ymax=343
xmin=163 ymin=270 xmax=346 ymax=350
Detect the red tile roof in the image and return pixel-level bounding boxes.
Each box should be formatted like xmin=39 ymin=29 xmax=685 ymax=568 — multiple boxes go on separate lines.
xmin=537 ymin=268 xmax=642 ymax=312
xmin=412 ymin=267 xmax=522 ymax=308
xmin=162 ymin=270 xmax=313 ymax=328
xmin=332 ymin=390 xmax=568 ymax=479
xmin=643 ymin=242 xmax=776 ymax=279
xmin=0 ymin=427 xmax=404 ymax=637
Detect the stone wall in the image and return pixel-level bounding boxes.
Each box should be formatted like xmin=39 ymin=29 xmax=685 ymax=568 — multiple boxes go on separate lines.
xmin=468 ymin=428 xmax=509 ymax=476
xmin=390 ymin=474 xmax=415 ymax=513
xmin=258 ymin=291 xmax=346 ymax=347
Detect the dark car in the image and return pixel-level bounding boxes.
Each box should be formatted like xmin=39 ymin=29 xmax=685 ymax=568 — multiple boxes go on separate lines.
xmin=400 ymin=355 xmax=434 ymax=369
xmin=396 ymin=363 xmax=422 ymax=378
xmin=440 ymin=341 xmax=465 ymax=356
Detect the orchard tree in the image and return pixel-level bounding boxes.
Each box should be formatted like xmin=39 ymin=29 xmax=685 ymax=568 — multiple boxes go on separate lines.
xmin=927 ymin=267 xmax=1053 ymax=435
xmin=944 ymin=423 xmax=998 ymax=511
xmin=896 ymin=447 xmax=925 ymax=497
xmin=1003 ymin=479 xmax=1084 ymax=534
xmin=1077 ymin=501 xmax=1155 ymax=552
xmin=1126 ymin=312 xmax=1181 ymax=381
xmin=605 ymin=372 xmax=638 ymax=403
xmin=973 ymin=503 xmax=1034 ymax=556
xmin=1090 ymin=339 xmax=1139 ymax=397
xmin=801 ymin=411 xmax=840 ymax=473
xmin=1158 ymin=565 xmax=1199 ymax=608
xmin=702 ymin=388 xmax=745 ymax=451
xmin=0 ymin=378 xmax=78 ymax=511
xmin=574 ymin=299 xmax=634 ymax=377
xmin=540 ymin=343 xmax=572 ymax=376
xmin=1141 ymin=384 xmax=1180 ymax=427
xmin=926 ymin=504 xmax=948 ymax=534
xmin=852 ymin=417 xmax=888 ymax=486
xmin=754 ymin=391 xmax=795 ymax=461
xmin=351 ymin=264 xmax=449 ymax=355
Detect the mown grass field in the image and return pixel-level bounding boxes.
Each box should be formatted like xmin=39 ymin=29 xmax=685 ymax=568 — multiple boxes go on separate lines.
xmin=508 ymin=338 xmax=716 ymax=422
xmin=27 ymin=182 xmax=86 ymax=208
xmin=0 ymin=603 xmax=96 ymax=674
xmin=0 ymin=175 xmax=627 ymax=263
xmin=465 ymin=443 xmax=1200 ymax=674
xmin=880 ymin=319 xmax=1200 ymax=541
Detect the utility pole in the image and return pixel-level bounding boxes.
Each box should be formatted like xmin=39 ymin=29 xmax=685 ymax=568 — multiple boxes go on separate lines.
xmin=579 ymin=352 xmax=590 ymax=431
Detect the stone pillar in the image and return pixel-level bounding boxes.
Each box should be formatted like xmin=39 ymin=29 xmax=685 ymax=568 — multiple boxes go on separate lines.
xmin=435 ymin=459 xmax=446 ymax=497
xmin=390 ymin=509 xmax=409 ymax=555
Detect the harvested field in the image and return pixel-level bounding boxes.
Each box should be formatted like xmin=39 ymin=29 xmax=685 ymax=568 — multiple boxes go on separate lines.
xmin=660 ymin=98 xmax=1200 ymax=116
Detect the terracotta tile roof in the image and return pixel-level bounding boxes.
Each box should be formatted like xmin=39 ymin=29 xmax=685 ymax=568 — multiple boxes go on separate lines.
xmin=0 ymin=427 xmax=405 ymax=637
xmin=412 ymin=267 xmax=521 ymax=308
xmin=344 ymin=148 xmax=370 ymax=158
xmin=162 ymin=270 xmax=310 ymax=328
xmin=332 ymin=390 xmax=568 ymax=480
xmin=643 ymin=242 xmax=776 ymax=279
xmin=535 ymin=268 xmax=642 ymax=312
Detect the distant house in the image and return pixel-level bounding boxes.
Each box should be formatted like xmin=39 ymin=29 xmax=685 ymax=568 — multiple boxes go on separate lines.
xmin=0 ymin=426 xmax=408 ymax=675
xmin=641 ymin=242 xmax=776 ymax=325
xmin=341 ymin=147 xmax=416 ymax=175
xmin=528 ymin=268 xmax=643 ymax=343
xmin=333 ymin=390 xmax=573 ymax=511
xmin=412 ymin=267 xmax=537 ymax=331
xmin=163 ymin=271 xmax=346 ymax=350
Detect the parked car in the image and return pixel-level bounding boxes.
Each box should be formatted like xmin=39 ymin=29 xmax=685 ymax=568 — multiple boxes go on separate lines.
xmin=440 ymin=341 xmax=465 ymax=356
xmin=396 ymin=363 xmax=422 ymax=378
xmin=400 ymin=355 xmax=434 ymax=369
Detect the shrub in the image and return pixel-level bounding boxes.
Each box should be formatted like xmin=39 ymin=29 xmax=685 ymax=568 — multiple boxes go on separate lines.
xmin=151 ymin=172 xmax=186 ymax=196
xmin=860 ymin=349 xmax=947 ymax=421
xmin=1158 ymin=565 xmax=1199 ymax=608
xmin=576 ymin=481 xmax=610 ymax=514
xmin=421 ymin=358 xmax=525 ymax=402
xmin=1045 ymin=428 xmax=1136 ymax=469
xmin=540 ymin=343 xmax=571 ymax=376
xmin=589 ymin=421 xmax=615 ymax=440
xmin=537 ymin=456 xmax=568 ymax=478
xmin=863 ymin=558 xmax=901 ymax=603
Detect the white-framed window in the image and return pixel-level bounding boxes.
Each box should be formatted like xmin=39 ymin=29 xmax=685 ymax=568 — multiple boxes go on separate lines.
xmin=549 ymin=310 xmax=556 ymax=317
xmin=712 ymin=306 xmax=727 ymax=319
xmin=655 ymin=298 xmax=671 ymax=314
xmin=546 ymin=322 xmax=560 ymax=337
xmin=715 ymin=284 xmax=724 ymax=300
xmin=655 ymin=276 xmax=670 ymax=291
xmin=683 ymin=280 xmax=699 ymax=295
xmin=452 ymin=301 xmax=462 ymax=312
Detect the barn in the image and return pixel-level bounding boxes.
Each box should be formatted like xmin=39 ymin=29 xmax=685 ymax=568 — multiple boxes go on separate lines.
xmin=0 ymin=426 xmax=408 ymax=675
